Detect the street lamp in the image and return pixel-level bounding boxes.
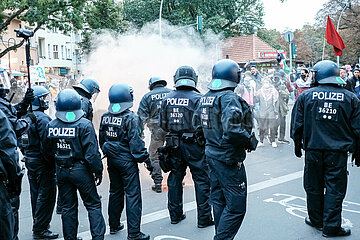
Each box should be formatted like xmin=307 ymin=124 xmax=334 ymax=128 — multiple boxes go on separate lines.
xmin=2 ymin=38 xmax=17 ymax=79
xmin=336 ymin=3 xmax=348 ymax=66
xmin=159 ymin=0 xmax=164 ymax=38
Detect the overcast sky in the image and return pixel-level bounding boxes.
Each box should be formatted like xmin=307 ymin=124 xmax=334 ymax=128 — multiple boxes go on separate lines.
xmin=262 ymin=0 xmax=328 ymax=31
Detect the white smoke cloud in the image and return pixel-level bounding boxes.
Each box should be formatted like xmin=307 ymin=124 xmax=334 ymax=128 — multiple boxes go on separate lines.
xmin=81 ymin=20 xmax=223 ymax=124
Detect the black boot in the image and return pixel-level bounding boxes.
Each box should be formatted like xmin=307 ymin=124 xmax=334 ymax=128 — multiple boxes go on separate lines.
xmin=110 ymin=223 xmax=125 ymax=234
xmin=152 ymin=184 xmax=162 ymax=193
xmin=323 ymin=227 xmax=351 ymax=238
xmin=171 ymin=214 xmax=186 ymax=224
xmin=198 ymin=220 xmax=214 ymax=228
xmin=127 ymin=232 xmax=150 ymax=240
xmin=304 ymin=217 xmax=322 ymax=231
xmin=33 ymin=230 xmax=59 ymax=239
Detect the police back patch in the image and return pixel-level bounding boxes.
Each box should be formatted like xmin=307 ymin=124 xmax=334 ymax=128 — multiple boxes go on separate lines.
xmin=200 ymin=96 xmax=215 ymax=106
xmin=48 ymin=128 xmax=76 ymax=138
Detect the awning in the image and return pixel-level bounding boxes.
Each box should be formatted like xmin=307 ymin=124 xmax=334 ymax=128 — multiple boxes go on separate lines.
xmin=10 ymin=71 xmax=24 ymax=77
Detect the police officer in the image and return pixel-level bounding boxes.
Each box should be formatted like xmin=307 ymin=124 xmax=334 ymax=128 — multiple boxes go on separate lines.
xmin=19 ymin=86 xmax=58 ymax=239
xmin=291 ymin=60 xmax=360 ymax=237
xmin=193 ymin=59 xmax=256 ymax=240
xmin=138 ymin=77 xmax=171 ymax=193
xmin=159 ymin=66 xmax=213 ymax=227
xmin=1 ymin=66 xmax=34 ymax=240
xmin=99 ymin=83 xmax=152 ymax=240
xmin=45 ymin=89 xmax=105 ymax=240
xmin=0 ymin=109 xmax=22 ymax=240
xmin=73 ymin=78 xmax=100 ymax=122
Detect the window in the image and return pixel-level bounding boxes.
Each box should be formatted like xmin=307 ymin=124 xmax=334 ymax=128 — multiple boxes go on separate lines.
xmin=61 ymin=45 xmax=64 ymax=59
xmin=67 ymin=49 xmax=71 ymax=60
xmin=48 ymin=44 xmax=51 ymax=59
xmin=53 ymin=45 xmax=59 ymax=59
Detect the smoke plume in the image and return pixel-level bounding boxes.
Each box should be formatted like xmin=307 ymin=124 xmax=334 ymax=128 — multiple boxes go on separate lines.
xmin=81 ymin=20 xmax=222 ymax=124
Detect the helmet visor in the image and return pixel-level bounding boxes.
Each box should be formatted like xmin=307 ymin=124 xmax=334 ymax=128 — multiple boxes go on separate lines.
xmin=91 ymin=91 xmax=99 ymax=103
xmin=40 ymin=94 xmax=50 ymax=109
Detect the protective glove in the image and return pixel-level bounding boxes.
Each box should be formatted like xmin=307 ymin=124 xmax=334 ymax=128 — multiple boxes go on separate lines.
xmin=26 ymin=112 xmax=37 ymax=124
xmin=23 ymin=88 xmax=35 ymax=104
xmin=94 ymin=172 xmax=102 ymax=186
xmin=144 ymin=159 xmax=154 ymax=174
xmin=294 ymin=143 xmax=302 ymax=158
xmin=352 ymin=150 xmax=360 ymax=167
xmin=246 ymin=132 xmax=259 ymax=152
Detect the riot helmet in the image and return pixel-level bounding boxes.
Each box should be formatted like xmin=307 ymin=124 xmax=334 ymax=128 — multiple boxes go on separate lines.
xmin=0 ymin=67 xmax=10 ymax=98
xmin=209 ymin=59 xmax=240 ymax=90
xmin=173 ymin=66 xmax=198 ymax=89
xmin=149 ymin=77 xmax=167 ymax=90
xmin=32 ymin=86 xmax=50 ymax=111
xmin=55 ymin=89 xmax=84 ymax=123
xmin=73 ymin=78 xmax=100 ymax=101
xmin=311 ymin=60 xmax=344 ymax=85
xmin=108 ymin=83 xmax=133 ymax=114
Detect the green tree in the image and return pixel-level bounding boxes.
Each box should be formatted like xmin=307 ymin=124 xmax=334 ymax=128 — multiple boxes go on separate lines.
xmin=122 ymin=0 xmax=264 ymax=37
xmin=81 ymin=0 xmax=129 ymax=55
xmin=0 ymin=0 xmax=88 ymax=58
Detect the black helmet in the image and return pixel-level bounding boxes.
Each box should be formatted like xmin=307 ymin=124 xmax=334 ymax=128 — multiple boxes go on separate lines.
xmin=55 ymin=89 xmax=84 ymax=123
xmin=149 ymin=77 xmax=167 ymax=90
xmin=108 ymin=83 xmax=133 ymax=114
xmin=173 ymin=66 xmax=198 ymax=89
xmin=73 ymin=78 xmax=100 ymax=96
xmin=209 ymin=59 xmax=240 ymax=90
xmin=32 ymin=86 xmax=50 ymax=110
xmin=0 ymin=66 xmax=10 ymax=98
xmin=312 ymin=60 xmax=345 ymax=85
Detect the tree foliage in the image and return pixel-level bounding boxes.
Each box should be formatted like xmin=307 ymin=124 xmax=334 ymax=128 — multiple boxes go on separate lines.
xmin=0 ymin=0 xmax=88 ymax=58
xmin=81 ymin=0 xmax=128 ymax=55
xmin=315 ymin=0 xmax=360 ymax=64
xmin=0 ymin=0 xmax=127 ymax=58
xmin=122 ymin=0 xmax=264 ymax=37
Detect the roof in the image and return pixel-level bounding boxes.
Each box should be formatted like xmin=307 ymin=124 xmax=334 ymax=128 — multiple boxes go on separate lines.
xmin=221 ymin=35 xmax=278 ymax=63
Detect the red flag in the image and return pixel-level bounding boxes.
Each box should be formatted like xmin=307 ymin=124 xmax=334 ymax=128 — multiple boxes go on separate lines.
xmin=325 ymin=16 xmax=345 ymax=56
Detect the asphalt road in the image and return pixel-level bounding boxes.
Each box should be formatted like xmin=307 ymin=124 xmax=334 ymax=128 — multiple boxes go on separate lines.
xmin=17 ymin=115 xmax=360 ymax=240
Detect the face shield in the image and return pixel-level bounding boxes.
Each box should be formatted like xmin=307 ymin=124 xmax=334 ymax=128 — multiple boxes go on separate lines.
xmin=90 ymin=87 xmax=100 ymax=104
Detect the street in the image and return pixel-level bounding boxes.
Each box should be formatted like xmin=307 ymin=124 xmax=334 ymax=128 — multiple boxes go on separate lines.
xmin=17 ymin=116 xmax=360 ymax=240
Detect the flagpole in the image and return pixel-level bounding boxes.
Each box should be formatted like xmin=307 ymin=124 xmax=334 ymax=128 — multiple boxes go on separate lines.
xmin=322 ymin=31 xmax=326 ymax=61
xmin=336 ymin=3 xmax=348 ymax=65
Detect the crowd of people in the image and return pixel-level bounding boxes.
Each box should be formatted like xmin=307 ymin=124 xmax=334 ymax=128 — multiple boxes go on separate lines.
xmin=1 ymin=58 xmax=360 ymax=240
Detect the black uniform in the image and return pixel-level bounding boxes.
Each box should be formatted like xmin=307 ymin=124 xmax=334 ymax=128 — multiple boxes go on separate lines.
xmin=159 ymin=88 xmax=212 ymax=225
xmin=0 ymin=97 xmax=29 ymax=137
xmin=0 ymin=109 xmax=21 ymax=240
xmin=0 ymin=96 xmax=29 ymax=240
xmin=138 ymin=85 xmax=171 ymax=186
xmin=45 ymin=117 xmax=105 ymax=240
xmin=81 ymin=96 xmax=94 ymax=122
xmin=291 ymin=85 xmax=360 ymax=234
xmin=19 ymin=111 xmax=56 ymax=235
xmin=194 ymin=90 xmax=253 ymax=240
xmin=99 ymin=110 xmax=149 ymax=236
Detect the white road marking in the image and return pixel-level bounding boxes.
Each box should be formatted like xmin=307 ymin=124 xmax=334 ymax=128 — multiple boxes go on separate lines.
xmin=59 ymin=170 xmax=303 ymax=240
xmin=264 ymin=193 xmax=354 ymax=228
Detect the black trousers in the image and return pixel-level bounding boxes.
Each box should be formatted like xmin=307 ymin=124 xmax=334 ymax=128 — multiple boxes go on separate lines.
xmin=208 ymin=157 xmax=247 ymax=240
xmin=149 ymin=127 xmax=166 ymax=185
xmin=0 ymin=183 xmax=14 ymax=240
xmin=10 ymin=195 xmax=19 ymax=240
xmin=27 ymin=168 xmax=56 ymax=233
xmin=107 ymin=159 xmax=142 ymax=235
xmin=56 ymin=162 xmax=105 ymax=240
xmin=304 ymin=150 xmax=347 ymax=234
xmin=167 ymin=140 xmax=212 ymax=225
